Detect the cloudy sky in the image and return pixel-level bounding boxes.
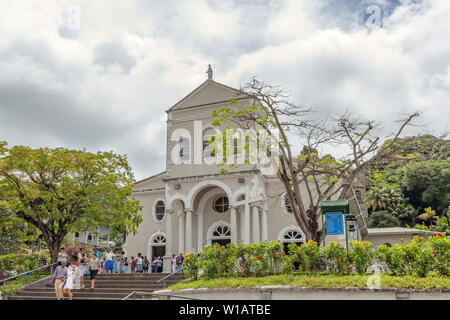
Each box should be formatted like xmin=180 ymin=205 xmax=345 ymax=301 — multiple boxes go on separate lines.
xmin=0 ymin=0 xmax=448 ymax=180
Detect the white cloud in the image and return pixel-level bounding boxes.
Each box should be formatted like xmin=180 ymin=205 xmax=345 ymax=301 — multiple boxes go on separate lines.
xmin=0 ymin=0 xmax=448 ymax=180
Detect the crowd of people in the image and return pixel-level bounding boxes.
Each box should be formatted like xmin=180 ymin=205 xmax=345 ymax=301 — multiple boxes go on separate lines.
xmin=51 ymin=246 xmax=185 ymax=300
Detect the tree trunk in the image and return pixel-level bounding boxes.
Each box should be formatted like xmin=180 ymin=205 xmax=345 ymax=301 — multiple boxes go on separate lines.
xmin=48 ymin=239 xmax=63 ymax=264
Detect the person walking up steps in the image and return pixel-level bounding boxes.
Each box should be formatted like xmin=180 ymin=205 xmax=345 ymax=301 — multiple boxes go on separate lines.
xmin=136 ymin=253 xmax=143 ymax=273
xmin=88 ymin=253 xmax=100 ymax=289
xmin=79 ymin=254 xmax=88 ymax=289
xmin=124 ymin=257 xmax=129 ymax=273
xmin=104 ymin=248 xmax=115 ymax=274
xmin=130 ymin=256 xmax=135 ymax=273
xmin=50 ymin=260 xmax=67 ymax=300
xmin=119 ymin=251 xmax=125 ymax=274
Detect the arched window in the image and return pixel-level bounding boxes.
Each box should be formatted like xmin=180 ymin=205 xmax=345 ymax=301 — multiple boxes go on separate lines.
xmin=203 ymin=128 xmax=217 ymax=158
xmin=277 ymin=225 xmax=306 ymax=244
xmin=283 ymin=230 xmax=303 ymax=242
xmin=212 ymin=225 xmax=231 ymax=238
xmin=87 ymin=234 xmax=92 ymax=241
xmin=178 ymin=136 xmax=190 ymax=161
xmin=153 ymin=235 xmax=166 ymax=245
xmin=213 ymin=196 xmax=229 ymax=213
xmin=74 ymin=232 xmax=79 ymax=238
xmin=154 ymin=200 xmax=165 ymax=221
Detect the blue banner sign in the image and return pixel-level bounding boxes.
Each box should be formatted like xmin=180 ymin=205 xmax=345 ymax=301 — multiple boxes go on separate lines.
xmin=326 ymin=212 xmax=343 ymax=234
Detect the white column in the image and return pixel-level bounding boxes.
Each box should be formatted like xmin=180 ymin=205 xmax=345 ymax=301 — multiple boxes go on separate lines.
xmin=178 ymin=210 xmax=185 ymax=254
xmin=185 ymin=208 xmax=193 ymax=253
xmin=197 ymin=211 xmax=204 ymax=252
xmin=230 ymin=206 xmax=238 ymax=244
xmin=252 ymin=205 xmax=260 ymax=243
xmin=244 ymin=201 xmax=251 ymax=244
xmin=261 ymin=207 xmax=268 ymax=242
xmin=163 ymin=209 xmax=174 ymax=273
xmin=239 ymin=207 xmax=244 ymax=244
xmin=165 ymin=209 xmax=173 ymax=255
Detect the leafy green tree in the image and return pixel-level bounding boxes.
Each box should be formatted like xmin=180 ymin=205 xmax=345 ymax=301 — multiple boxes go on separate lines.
xmin=0 ymin=208 xmax=38 ymax=254
xmin=387 ymin=202 xmax=417 ymax=226
xmin=366 ymin=185 xmax=404 ymax=211
xmin=368 ymin=135 xmax=449 ymax=216
xmin=0 ymin=142 xmax=142 ymax=262
xmin=402 ymin=160 xmax=450 ymax=213
xmin=367 ymin=211 xmax=400 ymax=228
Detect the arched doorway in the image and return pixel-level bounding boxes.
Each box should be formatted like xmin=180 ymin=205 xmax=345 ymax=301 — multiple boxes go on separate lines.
xmin=148 ymin=232 xmax=167 ymax=262
xmin=207 ymin=221 xmax=231 ymax=246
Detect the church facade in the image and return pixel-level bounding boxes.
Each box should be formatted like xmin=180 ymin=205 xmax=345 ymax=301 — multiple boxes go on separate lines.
xmin=124 ymin=78 xmax=366 ymax=272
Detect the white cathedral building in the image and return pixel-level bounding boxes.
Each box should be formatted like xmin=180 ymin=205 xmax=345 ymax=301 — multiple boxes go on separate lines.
xmin=124 ymin=74 xmax=423 ymax=272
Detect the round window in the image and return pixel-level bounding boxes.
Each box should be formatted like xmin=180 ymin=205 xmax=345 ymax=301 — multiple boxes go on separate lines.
xmin=213 ymin=196 xmax=229 ymax=213
xmin=155 ymin=200 xmax=165 ymax=221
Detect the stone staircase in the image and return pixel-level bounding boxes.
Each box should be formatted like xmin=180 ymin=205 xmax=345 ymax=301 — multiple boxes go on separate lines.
xmin=7 ymin=273 xmax=183 ymax=300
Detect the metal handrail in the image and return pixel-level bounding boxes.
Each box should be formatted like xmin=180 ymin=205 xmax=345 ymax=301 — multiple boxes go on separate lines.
xmin=122 ymin=290 xmax=204 ymax=300
xmin=156 ymin=268 xmax=183 ymax=287
xmin=1 ymin=262 xmax=57 ymax=287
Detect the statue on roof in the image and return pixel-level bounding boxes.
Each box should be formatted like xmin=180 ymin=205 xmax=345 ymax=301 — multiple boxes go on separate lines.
xmin=206 ymin=64 xmax=213 ymax=80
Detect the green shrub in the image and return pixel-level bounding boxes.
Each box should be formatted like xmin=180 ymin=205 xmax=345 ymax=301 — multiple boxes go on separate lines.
xmin=182 ymin=252 xmax=198 ymax=280
xmin=0 ymin=253 xmax=49 ymax=278
xmin=182 ymin=237 xmax=449 ymax=280
xmin=402 ymin=237 xmax=434 ymax=277
xmin=321 ymin=242 xmax=350 ymax=275
xmin=428 ymin=233 xmax=450 ymax=277
xmin=377 ymin=244 xmax=408 ymax=276
xmin=288 ymin=240 xmax=321 ymax=273
xmin=349 ymin=240 xmax=375 ymax=275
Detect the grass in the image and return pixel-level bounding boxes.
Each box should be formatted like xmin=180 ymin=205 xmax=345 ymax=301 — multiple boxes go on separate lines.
xmin=0 ymin=274 xmax=48 ymax=297
xmin=168 ymin=273 xmax=450 ymax=291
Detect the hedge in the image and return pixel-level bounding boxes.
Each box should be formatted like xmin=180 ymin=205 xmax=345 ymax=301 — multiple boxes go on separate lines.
xmin=182 ymin=234 xmax=449 ymax=280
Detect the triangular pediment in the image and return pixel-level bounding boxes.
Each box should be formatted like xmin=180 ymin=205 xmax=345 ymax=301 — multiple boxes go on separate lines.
xmin=167 ymin=80 xmax=248 ymax=112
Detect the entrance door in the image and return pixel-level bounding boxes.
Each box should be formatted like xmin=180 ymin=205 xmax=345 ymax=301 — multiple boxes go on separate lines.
xmin=152 ymin=246 xmax=165 ymax=260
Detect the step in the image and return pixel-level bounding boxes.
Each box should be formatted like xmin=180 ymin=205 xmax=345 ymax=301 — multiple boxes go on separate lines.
xmin=12 ymin=290 xmax=137 ymax=298
xmin=19 ymin=287 xmax=160 ymax=293
xmin=7 ymin=295 xmax=123 ymax=300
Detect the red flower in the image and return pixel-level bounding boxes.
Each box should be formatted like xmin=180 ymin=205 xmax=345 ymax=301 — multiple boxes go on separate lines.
xmin=342 ymin=262 xmax=345 ymax=265
xmin=406 ymin=246 xmax=409 ymax=249
xmin=418 ymin=238 xmax=423 ymax=241
xmin=272 ymin=253 xmax=276 ymax=256
xmin=432 ymin=251 xmax=437 ymax=255
xmin=336 ymin=243 xmax=340 ymax=246
xmin=279 ymin=254 xmax=283 ymax=257
xmin=336 ymin=258 xmax=340 ymax=261
xmin=256 ymin=256 xmax=261 ymax=259
xmin=241 ymin=264 xmax=245 ymax=268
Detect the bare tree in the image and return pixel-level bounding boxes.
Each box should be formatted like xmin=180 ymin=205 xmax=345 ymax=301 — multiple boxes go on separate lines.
xmin=211 ymin=77 xmax=420 ymax=242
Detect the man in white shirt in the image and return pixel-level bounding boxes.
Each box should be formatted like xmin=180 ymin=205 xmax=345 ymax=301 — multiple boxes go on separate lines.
xmin=104 ymin=248 xmax=115 ymax=274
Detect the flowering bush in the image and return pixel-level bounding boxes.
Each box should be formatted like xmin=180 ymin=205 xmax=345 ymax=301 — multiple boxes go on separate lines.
xmin=377 ymin=244 xmax=408 ymax=276
xmin=182 ymin=237 xmax=449 ymax=280
xmin=428 ymin=233 xmax=450 ymax=276
xmin=63 ymin=244 xmax=90 ymax=258
xmin=182 ymin=252 xmax=198 ymax=280
xmin=321 ymin=242 xmax=350 ymax=275
xmin=198 ymin=244 xmax=221 ymax=279
xmin=0 ymin=253 xmax=50 ymax=277
xmin=288 ymin=240 xmax=321 ymax=273
xmin=349 ymin=241 xmax=375 ymax=275
xmin=402 ymin=237 xmax=434 ymax=277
